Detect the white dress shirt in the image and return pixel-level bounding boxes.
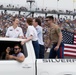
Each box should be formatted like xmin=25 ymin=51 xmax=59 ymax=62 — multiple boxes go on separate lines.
xmin=26 ymin=26 xmax=38 ymax=41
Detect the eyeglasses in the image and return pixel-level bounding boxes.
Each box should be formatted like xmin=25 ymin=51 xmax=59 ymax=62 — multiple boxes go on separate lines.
xmin=14 ymin=48 xmax=20 ymax=50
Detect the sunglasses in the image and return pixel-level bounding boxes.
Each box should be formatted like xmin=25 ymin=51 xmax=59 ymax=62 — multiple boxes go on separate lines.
xmin=14 ymin=48 xmax=20 ymax=50
xmin=45 ymin=20 xmax=50 ymax=22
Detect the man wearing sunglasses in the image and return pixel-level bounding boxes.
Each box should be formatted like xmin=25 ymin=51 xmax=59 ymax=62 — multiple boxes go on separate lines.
xmin=6 ymin=44 xmax=25 ymax=62
xmin=45 ymin=16 xmax=64 ymax=58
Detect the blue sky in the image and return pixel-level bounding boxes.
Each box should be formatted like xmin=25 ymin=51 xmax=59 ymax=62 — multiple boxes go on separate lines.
xmin=0 ymin=0 xmax=76 ymax=11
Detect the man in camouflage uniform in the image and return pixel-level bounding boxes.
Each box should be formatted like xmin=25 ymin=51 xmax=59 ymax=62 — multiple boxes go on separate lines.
xmin=45 ymin=16 xmax=64 ymax=58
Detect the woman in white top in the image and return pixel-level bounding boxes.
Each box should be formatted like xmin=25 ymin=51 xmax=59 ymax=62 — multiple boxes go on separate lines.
xmin=21 ymin=18 xmax=40 ymax=58
xmin=5 ymin=18 xmax=24 ymax=38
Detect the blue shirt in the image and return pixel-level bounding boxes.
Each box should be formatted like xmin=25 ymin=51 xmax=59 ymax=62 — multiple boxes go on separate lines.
xmin=36 ymin=25 xmax=44 ymax=45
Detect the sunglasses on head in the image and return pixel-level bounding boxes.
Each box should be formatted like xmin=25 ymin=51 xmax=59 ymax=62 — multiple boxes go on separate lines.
xmin=14 ymin=48 xmax=20 ymax=50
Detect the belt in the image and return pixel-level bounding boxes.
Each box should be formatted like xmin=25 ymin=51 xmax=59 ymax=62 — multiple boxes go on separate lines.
xmin=53 ymin=42 xmax=57 ymax=44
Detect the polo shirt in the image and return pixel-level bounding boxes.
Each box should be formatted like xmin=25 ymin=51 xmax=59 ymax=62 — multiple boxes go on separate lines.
xmin=6 ymin=26 xmax=24 ymax=38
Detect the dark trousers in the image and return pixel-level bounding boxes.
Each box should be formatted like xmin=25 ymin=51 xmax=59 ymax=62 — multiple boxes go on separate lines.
xmin=39 ymin=44 xmax=45 ymax=58
xmin=49 ymin=42 xmax=64 ymax=58
xmin=32 ymin=41 xmax=40 ymax=58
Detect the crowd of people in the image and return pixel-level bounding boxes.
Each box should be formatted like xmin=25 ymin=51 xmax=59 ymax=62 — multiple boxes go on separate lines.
xmin=0 ymin=12 xmax=76 ymax=59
